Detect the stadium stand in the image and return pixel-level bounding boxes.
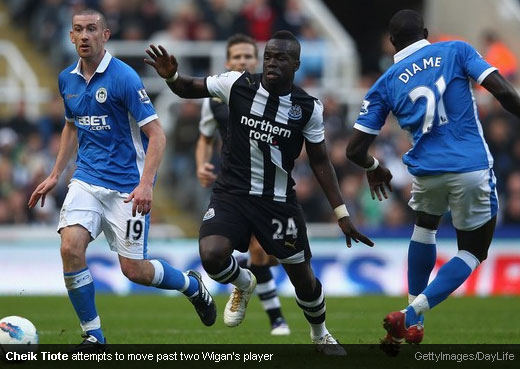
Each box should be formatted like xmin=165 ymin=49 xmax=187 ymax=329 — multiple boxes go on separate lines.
xmin=0 ymin=0 xmax=519 ymax=238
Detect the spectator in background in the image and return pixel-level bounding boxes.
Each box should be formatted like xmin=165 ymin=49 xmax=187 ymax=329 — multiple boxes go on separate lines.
xmin=99 ymin=0 xmax=123 ymax=39
xmin=199 ymin=0 xmax=237 ymax=40
xmin=236 ymin=0 xmax=275 ymax=41
xmin=483 ymin=30 xmax=518 ymax=82
xmin=503 ymin=171 xmax=520 ymax=224
xmin=168 ymin=101 xmax=202 ymax=211
xmin=295 ymin=22 xmax=324 ymax=86
xmin=2 ymin=101 xmax=33 ymax=137
xmin=322 ymin=95 xmax=348 ymax=139
xmin=36 ymin=95 xmax=65 ymax=147
xmin=274 ymin=0 xmax=306 ymax=36
xmin=483 ymin=113 xmax=515 ymax=192
xmin=138 ymin=0 xmax=166 ymax=39
xmin=379 ymin=31 xmax=395 ymax=72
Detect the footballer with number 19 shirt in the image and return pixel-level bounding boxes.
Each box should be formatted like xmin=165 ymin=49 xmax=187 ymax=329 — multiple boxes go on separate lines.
xmin=28 ymin=8 xmax=216 ymax=351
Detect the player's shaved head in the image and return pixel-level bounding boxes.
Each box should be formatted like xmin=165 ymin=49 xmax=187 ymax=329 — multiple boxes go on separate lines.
xmin=269 ymin=30 xmax=301 ymax=60
xmin=72 ymin=8 xmax=107 ymax=30
xmin=389 ymin=9 xmax=427 ymax=51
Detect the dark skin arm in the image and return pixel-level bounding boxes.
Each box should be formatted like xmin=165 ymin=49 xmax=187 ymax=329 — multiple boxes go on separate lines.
xmin=306 ymin=140 xmax=374 ymax=248
xmin=481 ymin=71 xmax=520 ymax=117
xmin=346 ymin=130 xmax=393 ymax=201
xmin=144 ymin=44 xmax=210 ymax=99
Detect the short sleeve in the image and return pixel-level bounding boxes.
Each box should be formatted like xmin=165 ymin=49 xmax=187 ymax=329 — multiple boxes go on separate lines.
xmin=199 ymin=98 xmax=218 ymax=137
xmin=302 ymin=99 xmax=325 ymax=143
xmin=353 ymin=78 xmax=391 ymax=135
xmin=58 ymin=73 xmax=74 ymax=122
xmin=122 ymin=69 xmax=158 ymax=127
xmin=205 ymin=71 xmax=243 ymax=105
xmin=458 ymin=41 xmax=498 ymax=84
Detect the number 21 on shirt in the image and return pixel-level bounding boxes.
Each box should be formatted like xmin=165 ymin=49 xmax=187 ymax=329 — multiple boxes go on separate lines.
xmin=409 ymin=75 xmax=449 ymax=134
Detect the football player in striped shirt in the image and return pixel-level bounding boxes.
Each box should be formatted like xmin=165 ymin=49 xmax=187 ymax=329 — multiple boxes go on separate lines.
xmin=196 ymin=34 xmax=290 ymax=336
xmin=146 ymin=31 xmax=373 ymax=355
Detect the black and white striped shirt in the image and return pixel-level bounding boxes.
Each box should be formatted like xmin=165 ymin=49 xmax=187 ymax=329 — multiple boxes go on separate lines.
xmin=206 ymin=71 xmax=324 ymax=202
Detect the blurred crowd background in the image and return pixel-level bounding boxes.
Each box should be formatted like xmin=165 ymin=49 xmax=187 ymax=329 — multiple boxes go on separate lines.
xmin=1 ymin=0 xmax=519 ymax=235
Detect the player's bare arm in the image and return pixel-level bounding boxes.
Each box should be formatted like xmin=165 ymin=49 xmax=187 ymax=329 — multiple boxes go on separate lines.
xmin=144 ymin=44 xmax=210 ymax=99
xmin=124 ymin=119 xmax=166 ymax=216
xmin=347 ymin=130 xmax=393 ymax=201
xmin=28 ymin=121 xmax=78 ymax=208
xmin=195 ymin=134 xmax=217 ymax=187
xmin=305 ymin=140 xmax=374 ymax=248
xmin=481 ymin=71 xmax=520 ymax=117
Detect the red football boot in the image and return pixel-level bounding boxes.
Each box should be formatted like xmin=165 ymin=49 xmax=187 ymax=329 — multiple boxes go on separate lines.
xmin=380 ymin=310 xmax=407 ymax=356
xmin=405 ymin=320 xmax=424 ymax=344
xmin=383 ymin=310 xmax=407 ymax=343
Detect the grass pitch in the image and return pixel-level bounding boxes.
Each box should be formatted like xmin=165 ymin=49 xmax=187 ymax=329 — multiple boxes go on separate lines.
xmin=1 ymin=295 xmax=519 ymax=344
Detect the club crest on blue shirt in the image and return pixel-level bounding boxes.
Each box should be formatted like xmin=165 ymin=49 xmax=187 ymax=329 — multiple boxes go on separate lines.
xmin=138 ymin=88 xmax=151 ymax=103
xmin=95 ymin=87 xmax=107 ymax=103
xmin=288 ymin=104 xmax=302 ymax=120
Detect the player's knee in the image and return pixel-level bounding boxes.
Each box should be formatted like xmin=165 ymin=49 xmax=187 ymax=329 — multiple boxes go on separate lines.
xmin=284 ymin=262 xmax=316 ymax=298
xmin=199 ymin=236 xmax=232 ymax=272
xmin=60 ymin=242 xmax=85 ymax=264
xmin=120 ymin=262 xmax=146 ymax=284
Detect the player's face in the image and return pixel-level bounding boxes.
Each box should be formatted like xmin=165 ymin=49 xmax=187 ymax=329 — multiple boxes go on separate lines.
xmin=262 ymin=40 xmax=300 ymax=88
xmin=70 ymin=15 xmax=110 ymax=60
xmin=226 ymin=43 xmax=258 ymax=73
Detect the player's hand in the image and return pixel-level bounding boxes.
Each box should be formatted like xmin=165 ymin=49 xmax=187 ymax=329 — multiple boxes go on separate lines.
xmin=27 ymin=176 xmax=58 ymax=208
xmin=367 ymin=165 xmax=393 ymax=201
xmin=338 ymin=216 xmax=374 ymax=248
xmin=125 ymin=182 xmax=153 ymax=217
xmin=144 ymin=44 xmax=178 ymax=80
xmin=197 ymin=162 xmax=217 ymax=187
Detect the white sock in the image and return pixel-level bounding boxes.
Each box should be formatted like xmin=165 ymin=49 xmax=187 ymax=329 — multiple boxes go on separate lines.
xmin=231 ymin=268 xmax=251 ymax=290
xmin=408 ymin=294 xmax=417 ymax=304
xmin=310 ymin=323 xmax=329 ymax=340
xmin=409 ymin=293 xmax=430 ymax=315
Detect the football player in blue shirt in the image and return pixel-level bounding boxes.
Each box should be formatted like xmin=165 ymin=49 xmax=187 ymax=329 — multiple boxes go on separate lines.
xmin=346 ymin=9 xmax=520 ymax=348
xmin=28 ymin=9 xmax=216 ymax=350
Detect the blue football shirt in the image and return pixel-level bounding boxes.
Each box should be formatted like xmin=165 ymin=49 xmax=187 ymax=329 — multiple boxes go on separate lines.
xmin=354 ymin=40 xmax=497 ymax=176
xmin=58 ymin=51 xmax=158 ymax=193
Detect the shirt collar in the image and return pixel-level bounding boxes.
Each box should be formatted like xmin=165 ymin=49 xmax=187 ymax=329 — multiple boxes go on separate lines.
xmin=70 ymin=50 xmax=112 ymax=77
xmin=393 ymin=39 xmax=431 ymax=64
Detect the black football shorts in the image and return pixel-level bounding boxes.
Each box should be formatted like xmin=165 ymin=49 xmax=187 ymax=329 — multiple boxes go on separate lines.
xmin=199 ymin=192 xmax=311 ymax=263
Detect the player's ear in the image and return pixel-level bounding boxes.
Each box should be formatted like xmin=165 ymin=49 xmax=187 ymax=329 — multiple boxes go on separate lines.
xmin=69 ymin=30 xmax=75 ymax=44
xmin=103 ymin=28 xmax=111 ymax=42
xmin=294 ymin=60 xmax=300 ymax=72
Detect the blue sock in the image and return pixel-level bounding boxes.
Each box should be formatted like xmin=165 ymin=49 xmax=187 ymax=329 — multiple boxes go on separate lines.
xmin=407 ymin=251 xmax=480 ymax=327
xmin=421 ymin=253 xmax=475 ymax=308
xmin=150 ymin=260 xmax=199 ymax=297
xmin=408 ymin=226 xmax=437 ymax=297
xmin=405 ymin=306 xmax=419 ymax=327
xmin=64 ymin=267 xmax=105 ymax=343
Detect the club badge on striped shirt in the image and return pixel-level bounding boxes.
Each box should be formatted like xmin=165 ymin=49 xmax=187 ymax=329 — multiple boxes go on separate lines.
xmin=288 ymin=104 xmax=302 ymax=120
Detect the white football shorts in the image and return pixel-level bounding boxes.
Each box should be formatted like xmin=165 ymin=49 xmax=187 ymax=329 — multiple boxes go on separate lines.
xmin=58 ymin=179 xmax=149 ymax=259
xmin=408 ymin=168 xmax=498 ymax=231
